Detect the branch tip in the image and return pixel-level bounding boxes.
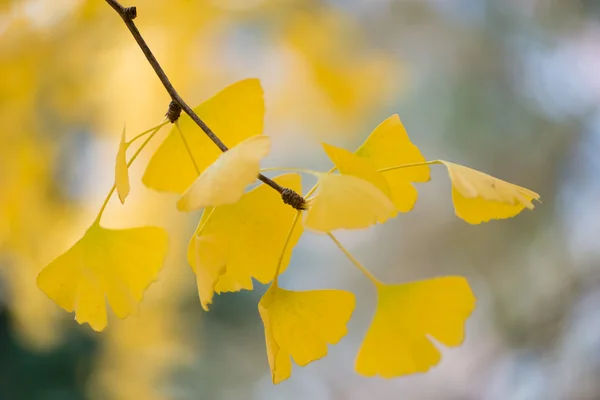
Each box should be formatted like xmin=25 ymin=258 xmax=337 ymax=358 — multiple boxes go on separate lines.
xmin=281 ymin=188 xmax=307 ymax=210
xmin=124 ymin=6 xmax=137 ymax=19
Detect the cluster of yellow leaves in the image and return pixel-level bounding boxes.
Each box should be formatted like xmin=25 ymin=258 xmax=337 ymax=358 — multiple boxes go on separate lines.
xmin=37 ymin=78 xmax=540 ymax=384
xmin=0 ymin=31 xmax=81 ymax=349
xmin=186 ymin=173 xmax=303 ymax=311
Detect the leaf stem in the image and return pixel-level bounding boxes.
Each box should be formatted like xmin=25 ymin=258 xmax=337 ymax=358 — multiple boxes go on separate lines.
xmin=301 ymin=162 xmax=438 ymax=201
xmin=94 ymin=123 xmax=165 ymax=225
xmin=377 ymin=160 xmax=441 ymax=173
xmin=126 ymin=120 xmax=169 ymax=146
xmin=272 ymin=210 xmax=302 ymax=286
xmin=327 ymin=233 xmax=382 ymax=287
xmin=303 ymin=166 xmax=336 ymax=199
xmin=195 ymin=207 xmax=215 ymax=237
xmin=175 ymin=121 xmax=201 ymax=175
xmin=260 ymin=167 xmax=321 ymax=177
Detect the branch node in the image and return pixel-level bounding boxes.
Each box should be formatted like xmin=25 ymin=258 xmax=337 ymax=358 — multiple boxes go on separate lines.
xmin=281 ymin=188 xmax=307 ymax=210
xmin=166 ymin=101 xmax=182 ymax=123
xmin=124 ymin=6 xmax=137 ymax=19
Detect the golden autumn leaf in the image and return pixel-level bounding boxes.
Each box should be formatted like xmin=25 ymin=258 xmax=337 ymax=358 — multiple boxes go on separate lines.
xmin=355 ymin=277 xmax=475 ymax=378
xmin=441 ymin=161 xmax=541 ymax=224
xmin=259 ymin=286 xmax=355 ymax=384
xmin=303 ymin=173 xmax=396 ymax=233
xmin=115 ymin=126 xmax=130 ymax=204
xmin=187 ymin=174 xmax=303 ymax=310
xmin=143 ymin=78 xmax=265 ymax=194
xmin=355 ymin=114 xmax=430 ymax=212
xmin=321 ymin=142 xmax=390 ymax=197
xmin=177 ymin=135 xmax=270 ymax=211
xmin=36 ymin=222 xmax=169 ymax=332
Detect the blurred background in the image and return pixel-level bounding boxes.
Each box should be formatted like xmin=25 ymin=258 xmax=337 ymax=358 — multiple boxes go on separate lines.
xmin=0 ymin=0 xmax=598 ymax=399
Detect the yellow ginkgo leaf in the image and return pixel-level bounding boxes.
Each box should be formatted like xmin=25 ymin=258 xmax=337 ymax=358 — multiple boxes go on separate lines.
xmin=37 ymin=222 xmax=169 ymax=332
xmin=441 ymin=161 xmax=541 ymax=224
xmin=259 ymin=286 xmax=355 ymax=384
xmin=304 ymin=173 xmax=396 ymax=233
xmin=355 ymin=277 xmax=476 ymax=378
xmin=321 ymin=142 xmax=390 ymax=197
xmin=143 ymin=78 xmax=265 ymax=194
xmin=355 ymin=114 xmax=430 ymax=212
xmin=115 ymin=126 xmax=130 ymax=204
xmin=177 ymin=135 xmax=271 ymax=211
xmin=187 ymin=174 xmax=303 ymax=310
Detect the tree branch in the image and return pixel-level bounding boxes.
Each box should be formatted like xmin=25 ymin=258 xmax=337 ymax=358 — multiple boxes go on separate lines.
xmin=104 ymin=0 xmax=306 ymax=209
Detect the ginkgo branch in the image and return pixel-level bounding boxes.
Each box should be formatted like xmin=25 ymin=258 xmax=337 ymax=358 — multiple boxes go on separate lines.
xmin=104 ymin=0 xmax=306 ymax=209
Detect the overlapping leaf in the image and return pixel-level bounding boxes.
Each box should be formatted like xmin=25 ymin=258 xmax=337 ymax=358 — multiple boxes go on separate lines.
xmin=177 ymin=135 xmax=271 ymax=211
xmin=354 ymin=114 xmax=430 ymax=212
xmin=321 ymin=142 xmax=390 ymax=196
xmin=304 ymin=173 xmax=396 ymax=233
xmin=37 ymin=223 xmax=169 ymax=332
xmin=259 ymin=286 xmax=355 ymax=384
xmin=355 ymin=277 xmax=475 ymax=377
xmin=187 ymin=174 xmax=303 ymax=310
xmin=143 ymin=79 xmax=265 ymax=194
xmin=441 ymin=161 xmax=541 ymax=224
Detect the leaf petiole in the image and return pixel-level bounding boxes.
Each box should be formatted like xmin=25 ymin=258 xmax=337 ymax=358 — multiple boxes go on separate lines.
xmin=302 ymin=161 xmax=438 ymax=201
xmin=126 ymin=120 xmax=170 ymax=146
xmin=195 ymin=207 xmax=216 ymax=237
xmin=271 ymin=210 xmax=302 ymax=286
xmin=260 ymin=167 xmax=321 ymax=177
xmin=94 ymin=122 xmax=166 ymax=224
xmin=302 ymin=166 xmax=336 ymax=199
xmin=175 ymin=120 xmax=201 ymax=175
xmin=327 ymin=233 xmax=383 ymax=287
xmin=377 ymin=160 xmax=441 ymax=173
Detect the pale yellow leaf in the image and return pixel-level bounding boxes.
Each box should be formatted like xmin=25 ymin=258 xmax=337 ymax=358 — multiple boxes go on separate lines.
xmin=355 ymin=114 xmax=430 ymax=212
xmin=441 ymin=161 xmax=541 ymax=224
xmin=304 ymin=173 xmax=396 ymax=233
xmin=177 ymin=135 xmax=270 ymax=211
xmin=321 ymin=142 xmax=390 ymax=197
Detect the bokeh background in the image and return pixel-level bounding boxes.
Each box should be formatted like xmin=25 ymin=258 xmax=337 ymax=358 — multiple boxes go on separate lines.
xmin=1 ymin=0 xmax=599 ymax=399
